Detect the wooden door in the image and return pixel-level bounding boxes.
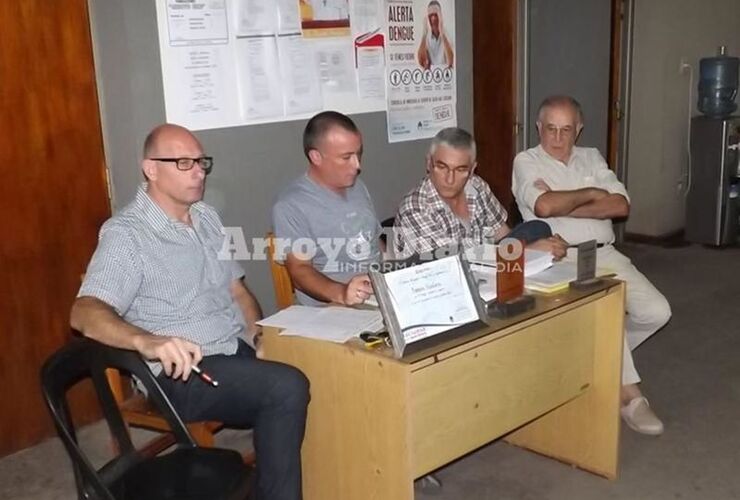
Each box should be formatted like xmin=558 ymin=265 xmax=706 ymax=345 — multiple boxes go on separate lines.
xmin=472 ymin=0 xmax=518 ymax=213
xmin=0 ymin=0 xmax=110 ymax=456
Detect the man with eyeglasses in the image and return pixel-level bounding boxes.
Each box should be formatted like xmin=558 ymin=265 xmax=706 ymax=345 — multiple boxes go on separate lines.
xmin=71 ymin=124 xmax=309 ymax=500
xmin=272 ymin=111 xmax=382 ymax=307
xmin=512 ymin=95 xmax=671 ymax=436
xmin=393 ymin=127 xmax=568 ymax=260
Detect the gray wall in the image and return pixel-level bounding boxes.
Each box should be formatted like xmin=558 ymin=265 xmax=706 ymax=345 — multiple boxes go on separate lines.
xmin=526 ymin=0 xmax=612 ymax=154
xmin=87 ymin=0 xmax=474 ymax=313
xmin=626 ymin=0 xmax=740 ymax=236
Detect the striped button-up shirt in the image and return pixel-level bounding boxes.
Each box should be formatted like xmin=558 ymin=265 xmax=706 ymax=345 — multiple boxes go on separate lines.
xmin=394 ymin=175 xmax=508 ymax=259
xmin=79 ymin=184 xmax=246 ymax=373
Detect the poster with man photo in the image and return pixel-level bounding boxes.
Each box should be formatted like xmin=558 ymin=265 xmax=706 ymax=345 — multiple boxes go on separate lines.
xmin=416 ymin=0 xmax=454 ymax=69
xmin=385 ymin=0 xmax=457 ymax=143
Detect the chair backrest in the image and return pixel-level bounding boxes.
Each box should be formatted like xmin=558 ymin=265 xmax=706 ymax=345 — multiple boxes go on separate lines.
xmin=40 ymin=337 xmax=196 ymax=499
xmin=379 ymin=216 xmax=397 ymax=259
xmin=266 ymin=231 xmax=295 ymax=310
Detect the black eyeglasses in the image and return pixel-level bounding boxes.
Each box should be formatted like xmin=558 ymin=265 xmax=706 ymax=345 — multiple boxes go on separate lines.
xmin=149 ymin=156 xmax=214 ymax=175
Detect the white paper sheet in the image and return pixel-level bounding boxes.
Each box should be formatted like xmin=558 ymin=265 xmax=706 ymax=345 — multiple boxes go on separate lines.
xmin=234 ymin=0 xmax=278 ymax=36
xmin=357 ymin=45 xmax=386 ymax=99
xmin=235 ymin=37 xmax=283 ymax=119
xmin=277 ymin=35 xmax=323 ymax=115
xmin=316 ymin=40 xmax=358 ymax=95
xmin=277 ymin=0 xmax=302 ymax=34
xmin=161 ymin=45 xmax=241 ymax=130
xmin=164 ymin=0 xmax=229 ymax=45
xmin=350 ymin=0 xmax=383 ymax=37
xmin=258 ymin=306 xmax=384 ymax=343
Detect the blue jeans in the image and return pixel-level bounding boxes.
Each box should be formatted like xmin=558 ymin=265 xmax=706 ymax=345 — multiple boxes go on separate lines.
xmin=157 ymin=341 xmax=309 ymax=500
xmin=506 ymin=220 xmax=552 ymax=244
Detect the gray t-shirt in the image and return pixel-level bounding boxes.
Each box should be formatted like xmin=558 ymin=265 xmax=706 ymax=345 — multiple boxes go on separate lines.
xmin=79 ymin=184 xmax=246 ymax=374
xmin=272 ymin=174 xmax=381 ymax=306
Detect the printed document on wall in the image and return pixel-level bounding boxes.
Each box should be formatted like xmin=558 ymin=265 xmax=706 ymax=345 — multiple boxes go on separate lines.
xmin=161 ymin=45 xmax=241 ymax=130
xmin=234 ymin=0 xmax=278 ymax=37
xmin=156 ymin=0 xmax=240 ymax=129
xmin=385 ymin=0 xmax=457 ymax=143
xmin=350 ymin=0 xmax=383 ymax=38
xmin=155 ymin=0 xmax=387 ymax=130
xmin=354 ymin=29 xmax=385 ymax=100
xmin=235 ymin=37 xmax=283 ymax=119
xmin=277 ymin=0 xmax=302 ymax=34
xmin=277 ymin=35 xmax=323 ymax=115
xmin=164 ymin=0 xmax=229 ymax=45
xmin=316 ymin=40 xmax=358 ymax=100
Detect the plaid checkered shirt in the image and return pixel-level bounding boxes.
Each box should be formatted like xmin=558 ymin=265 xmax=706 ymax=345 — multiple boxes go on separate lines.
xmin=393 ymin=174 xmax=508 ymax=259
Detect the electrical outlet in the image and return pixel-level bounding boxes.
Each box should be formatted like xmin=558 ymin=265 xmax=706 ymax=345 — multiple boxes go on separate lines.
xmin=679 ymin=57 xmax=691 ymax=75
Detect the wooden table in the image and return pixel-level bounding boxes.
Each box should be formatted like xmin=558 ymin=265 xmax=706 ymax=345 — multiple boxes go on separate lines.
xmin=263 ymin=281 xmax=625 ymax=500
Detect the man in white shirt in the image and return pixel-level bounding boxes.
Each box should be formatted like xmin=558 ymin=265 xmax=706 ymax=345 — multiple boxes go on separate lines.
xmin=512 ymin=95 xmax=671 ymax=436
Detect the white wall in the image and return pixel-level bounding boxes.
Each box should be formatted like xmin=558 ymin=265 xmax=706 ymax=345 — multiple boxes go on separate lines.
xmin=627 ymin=0 xmax=740 ymax=236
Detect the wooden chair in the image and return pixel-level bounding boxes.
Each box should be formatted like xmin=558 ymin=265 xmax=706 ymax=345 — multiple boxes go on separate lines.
xmin=267 ymin=231 xmax=295 ymax=310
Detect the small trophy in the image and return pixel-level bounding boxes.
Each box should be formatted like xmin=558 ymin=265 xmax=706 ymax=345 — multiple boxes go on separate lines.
xmin=488 ymin=238 xmax=535 ymax=318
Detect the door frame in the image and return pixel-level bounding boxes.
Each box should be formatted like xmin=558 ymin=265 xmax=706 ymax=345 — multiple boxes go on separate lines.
xmin=473 ymin=0 xmax=628 ymax=220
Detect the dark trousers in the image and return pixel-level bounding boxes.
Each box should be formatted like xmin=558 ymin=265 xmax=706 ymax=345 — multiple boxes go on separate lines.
xmin=157 ymin=341 xmax=309 ymax=500
xmin=507 ymin=219 xmax=552 ymax=244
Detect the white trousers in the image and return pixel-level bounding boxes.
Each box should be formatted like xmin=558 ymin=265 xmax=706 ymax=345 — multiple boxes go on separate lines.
xmin=566 ymin=245 xmax=671 ymax=385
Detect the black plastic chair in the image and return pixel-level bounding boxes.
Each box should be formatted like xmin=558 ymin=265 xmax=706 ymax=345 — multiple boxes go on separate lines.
xmin=40 ymin=337 xmax=252 ymax=500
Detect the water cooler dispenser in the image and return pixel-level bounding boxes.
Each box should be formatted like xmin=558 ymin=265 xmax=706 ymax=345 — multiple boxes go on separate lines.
xmin=685 ymin=48 xmax=740 ymax=246
xmin=685 ymin=117 xmax=740 ymax=245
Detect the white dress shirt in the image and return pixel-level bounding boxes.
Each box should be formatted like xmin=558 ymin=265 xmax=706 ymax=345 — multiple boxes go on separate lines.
xmin=512 ymin=145 xmax=630 ymax=245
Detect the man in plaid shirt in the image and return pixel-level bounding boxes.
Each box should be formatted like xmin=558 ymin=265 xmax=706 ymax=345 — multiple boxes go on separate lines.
xmin=394 ymin=127 xmax=568 ymax=260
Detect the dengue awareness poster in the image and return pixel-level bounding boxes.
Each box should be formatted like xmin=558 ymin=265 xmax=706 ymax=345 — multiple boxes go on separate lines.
xmin=385 ymin=0 xmax=457 ymax=142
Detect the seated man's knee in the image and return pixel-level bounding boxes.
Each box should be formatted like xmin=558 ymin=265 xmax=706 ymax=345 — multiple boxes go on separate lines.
xmin=275 ymin=364 xmax=310 ymax=411
xmin=653 ymin=296 xmax=672 ymax=327
xmin=633 ymin=293 xmax=671 ymax=329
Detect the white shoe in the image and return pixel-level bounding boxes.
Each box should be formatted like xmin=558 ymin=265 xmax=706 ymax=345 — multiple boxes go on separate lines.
xmin=620 ymin=396 xmax=664 ymax=435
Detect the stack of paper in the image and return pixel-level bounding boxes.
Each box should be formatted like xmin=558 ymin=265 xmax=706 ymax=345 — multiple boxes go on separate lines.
xmin=257 ymin=306 xmax=384 ymax=343
xmin=525 ymin=263 xmax=615 ymax=294
xmin=467 ymin=244 xmax=554 ymax=277
xmin=523 ymin=249 xmax=555 ymax=276
xmin=525 ymin=262 xmax=577 ymax=293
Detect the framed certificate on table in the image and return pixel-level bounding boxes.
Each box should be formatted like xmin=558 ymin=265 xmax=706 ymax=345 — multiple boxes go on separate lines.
xmin=369 ymin=254 xmax=489 ymax=358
